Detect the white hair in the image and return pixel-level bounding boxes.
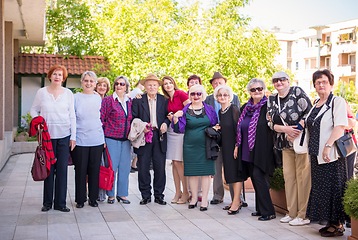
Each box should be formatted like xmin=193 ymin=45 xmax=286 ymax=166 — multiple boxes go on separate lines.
xmin=189 ymin=84 xmax=207 ymax=101
xmin=246 ymin=78 xmax=267 ymax=93
xmin=213 ymin=85 xmax=234 ymax=102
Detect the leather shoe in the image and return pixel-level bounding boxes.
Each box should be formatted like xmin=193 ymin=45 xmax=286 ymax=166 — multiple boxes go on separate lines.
xmin=258 ymin=215 xmax=276 ymax=221
xmin=41 ymin=206 xmax=51 ymax=212
xmin=54 ymin=206 xmax=70 ymax=212
xmin=140 ymin=198 xmax=151 ymax=205
xmin=89 ymin=200 xmax=98 ymax=207
xmin=251 ymin=211 xmax=261 ymax=216
xmin=210 ymin=199 xmax=222 ymax=205
xmin=76 ymin=203 xmax=84 ymax=208
xmin=223 ymin=205 xmax=231 ymax=210
xmin=117 ymin=196 xmax=131 ymax=204
xmin=241 ymin=201 xmax=248 ymax=207
xmin=228 ymin=208 xmax=240 ymax=215
xmin=154 ymin=197 xmax=167 ymax=205
xmin=188 ymin=201 xmax=198 ymax=209
xmin=200 ymin=206 xmax=208 ymax=211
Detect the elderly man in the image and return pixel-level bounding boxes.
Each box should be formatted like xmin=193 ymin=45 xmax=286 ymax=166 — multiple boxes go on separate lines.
xmin=131 ymin=73 xmax=170 ymax=205
xmin=204 ymin=72 xmax=246 ymax=206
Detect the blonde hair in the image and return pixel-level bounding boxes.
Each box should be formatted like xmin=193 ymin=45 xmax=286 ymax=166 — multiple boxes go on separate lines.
xmin=95 ymin=77 xmax=111 ymax=94
xmin=189 ymin=84 xmax=207 ymax=101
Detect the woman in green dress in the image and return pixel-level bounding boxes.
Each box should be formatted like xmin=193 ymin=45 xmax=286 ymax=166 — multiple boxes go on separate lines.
xmin=173 ymin=84 xmax=218 ymax=211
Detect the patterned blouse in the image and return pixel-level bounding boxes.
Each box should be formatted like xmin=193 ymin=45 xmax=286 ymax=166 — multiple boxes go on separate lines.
xmin=267 ymin=86 xmax=312 ymax=150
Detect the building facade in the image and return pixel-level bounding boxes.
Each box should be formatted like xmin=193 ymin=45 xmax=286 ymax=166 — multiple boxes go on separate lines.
xmin=274 ymin=18 xmax=358 ymax=94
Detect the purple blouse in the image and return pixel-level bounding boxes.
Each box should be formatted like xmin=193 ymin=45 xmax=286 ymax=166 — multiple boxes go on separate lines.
xmin=241 ymin=112 xmax=253 ymax=162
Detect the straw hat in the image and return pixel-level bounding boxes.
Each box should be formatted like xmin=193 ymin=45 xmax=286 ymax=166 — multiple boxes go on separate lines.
xmin=140 ymin=73 xmax=163 ymax=86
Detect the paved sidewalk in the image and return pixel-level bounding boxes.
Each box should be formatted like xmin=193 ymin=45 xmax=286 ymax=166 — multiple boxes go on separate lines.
xmin=0 ymin=153 xmax=351 ymax=240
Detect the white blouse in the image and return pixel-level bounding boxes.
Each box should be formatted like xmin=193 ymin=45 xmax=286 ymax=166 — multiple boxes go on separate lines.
xmin=30 ymin=87 xmax=76 ymax=141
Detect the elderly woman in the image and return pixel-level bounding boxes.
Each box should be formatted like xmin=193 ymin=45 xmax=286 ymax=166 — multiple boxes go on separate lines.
xmin=173 ymin=84 xmax=217 ymax=211
xmin=213 ymin=85 xmax=242 ymax=214
xmin=95 ymin=77 xmax=111 ymax=99
xmin=162 ymin=76 xmax=191 ymax=204
xmin=305 ymin=70 xmax=348 ymax=237
xmin=267 ymin=71 xmax=312 ymax=226
xmin=101 ymin=76 xmax=133 ymax=204
xmin=72 ymin=71 xmax=105 ymax=208
xmin=233 ymin=78 xmax=276 ymax=220
xmin=30 ymin=65 xmax=76 ymax=212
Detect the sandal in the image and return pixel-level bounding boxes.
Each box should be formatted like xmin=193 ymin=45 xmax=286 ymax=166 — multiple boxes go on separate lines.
xmin=107 ymin=198 xmax=115 ymax=204
xmin=320 ymin=226 xmax=345 ymax=237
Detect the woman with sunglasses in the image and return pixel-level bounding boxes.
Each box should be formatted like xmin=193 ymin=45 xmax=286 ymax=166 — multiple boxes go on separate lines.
xmin=101 ymin=76 xmax=133 ymax=204
xmin=213 ymin=85 xmax=243 ymax=215
xmin=233 ymin=78 xmax=276 ymax=220
xmin=161 ymin=76 xmax=191 ymax=204
xmin=267 ymin=71 xmax=312 ymax=226
xmin=172 ymin=84 xmax=218 ymax=211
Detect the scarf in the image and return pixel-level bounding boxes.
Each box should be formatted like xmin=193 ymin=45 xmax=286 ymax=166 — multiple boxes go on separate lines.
xmin=145 ymin=123 xmax=153 ymax=143
xmin=29 ymin=116 xmax=56 ymax=173
xmin=236 ymin=96 xmax=267 ymax=151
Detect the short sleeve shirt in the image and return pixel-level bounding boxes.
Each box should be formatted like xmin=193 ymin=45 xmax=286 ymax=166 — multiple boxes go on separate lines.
xmin=168 ymin=90 xmax=189 ymax=114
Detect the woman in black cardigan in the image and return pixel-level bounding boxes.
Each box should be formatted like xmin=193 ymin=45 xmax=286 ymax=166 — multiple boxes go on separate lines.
xmin=234 ymin=78 xmax=276 ymax=221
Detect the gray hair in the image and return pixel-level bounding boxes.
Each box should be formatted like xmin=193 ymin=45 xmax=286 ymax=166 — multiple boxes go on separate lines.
xmin=81 ymin=71 xmax=98 ymax=83
xmin=213 ymin=85 xmax=233 ymax=102
xmin=246 ymin=78 xmax=267 ymax=93
xmin=113 ymin=75 xmax=130 ymax=93
xmin=189 ymin=84 xmax=207 ymax=101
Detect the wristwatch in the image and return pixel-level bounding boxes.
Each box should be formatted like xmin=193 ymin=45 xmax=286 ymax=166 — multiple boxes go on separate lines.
xmin=325 ymin=143 xmax=332 ymax=148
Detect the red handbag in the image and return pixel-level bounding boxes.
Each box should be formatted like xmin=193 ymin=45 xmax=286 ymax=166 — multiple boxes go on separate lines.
xmin=99 ymin=147 xmax=115 ymax=191
xmin=31 ymin=128 xmax=49 ymax=181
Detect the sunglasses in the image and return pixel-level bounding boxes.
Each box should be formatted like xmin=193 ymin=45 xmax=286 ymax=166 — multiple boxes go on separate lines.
xmin=250 ymin=87 xmax=264 ymax=92
xmin=114 ymin=82 xmax=126 ymax=86
xmin=190 ymin=92 xmax=202 ymax=97
xmin=272 ymin=77 xmax=288 ymax=83
xmin=217 ymin=94 xmax=229 ymax=98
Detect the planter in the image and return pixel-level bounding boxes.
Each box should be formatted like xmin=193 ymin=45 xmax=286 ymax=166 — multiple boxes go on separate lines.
xmin=348 ymin=217 xmax=358 ymax=240
xmin=269 ymin=189 xmax=288 ymax=214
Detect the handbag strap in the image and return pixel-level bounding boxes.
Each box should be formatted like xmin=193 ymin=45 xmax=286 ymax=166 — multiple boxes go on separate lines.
xmin=38 ymin=126 xmax=43 ymax=147
xmin=104 ymin=147 xmax=113 ymax=170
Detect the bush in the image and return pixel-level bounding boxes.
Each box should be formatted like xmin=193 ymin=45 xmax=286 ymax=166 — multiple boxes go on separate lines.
xmin=269 ymin=167 xmax=285 ymax=191
xmin=343 ymin=178 xmax=358 ymax=220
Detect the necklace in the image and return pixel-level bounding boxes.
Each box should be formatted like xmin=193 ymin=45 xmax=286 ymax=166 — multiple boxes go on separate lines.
xmin=278 ymin=87 xmax=290 ymax=98
xmin=191 ymin=105 xmax=203 ymax=115
xmin=221 ymin=105 xmax=230 ymax=114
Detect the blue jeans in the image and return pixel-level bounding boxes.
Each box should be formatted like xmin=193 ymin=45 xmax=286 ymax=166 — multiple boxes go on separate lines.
xmin=105 ymin=138 xmax=131 ymax=197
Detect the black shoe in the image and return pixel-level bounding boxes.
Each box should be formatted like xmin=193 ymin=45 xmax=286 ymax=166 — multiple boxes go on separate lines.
xmin=228 ymin=208 xmax=240 ymax=215
xmin=210 ymin=199 xmax=222 ymax=205
xmin=130 ymin=168 xmax=135 ymax=173
xmin=154 ymin=197 xmax=167 ymax=205
xmin=89 ymin=200 xmax=98 ymax=207
xmin=241 ymin=201 xmax=248 ymax=207
xmin=258 ymin=215 xmax=276 ymax=221
xmin=41 ymin=206 xmax=51 ymax=212
xmin=54 ymin=206 xmax=70 ymax=212
xmin=117 ymin=196 xmax=131 ymax=204
xmin=223 ymin=205 xmax=231 ymax=210
xmin=200 ymin=206 xmax=208 ymax=211
xmin=76 ymin=203 xmax=84 ymax=208
xmin=251 ymin=211 xmax=261 ymax=216
xmin=107 ymin=198 xmax=115 ymax=204
xmin=319 ymin=226 xmax=330 ymax=233
xmin=321 ymin=226 xmax=345 ymax=237
xmin=188 ymin=201 xmax=198 ymax=209
xmin=140 ymin=198 xmax=151 ymax=205
xmin=346 ymin=222 xmax=351 ymax=228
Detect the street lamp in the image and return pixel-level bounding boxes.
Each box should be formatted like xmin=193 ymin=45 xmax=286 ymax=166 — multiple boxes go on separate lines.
xmin=310 ymin=25 xmax=329 ymax=69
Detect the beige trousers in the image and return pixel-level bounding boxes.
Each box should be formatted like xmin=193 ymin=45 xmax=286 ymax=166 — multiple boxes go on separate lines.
xmin=282 ymin=148 xmax=311 ymax=219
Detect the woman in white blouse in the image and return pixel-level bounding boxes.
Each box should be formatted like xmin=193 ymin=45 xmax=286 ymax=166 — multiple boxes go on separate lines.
xmin=30 ymin=65 xmax=76 ymax=213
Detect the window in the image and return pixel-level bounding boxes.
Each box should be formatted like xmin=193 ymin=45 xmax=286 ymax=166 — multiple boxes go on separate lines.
xmin=287 ymin=61 xmax=292 ymax=69
xmin=305 ymin=59 xmax=309 ymax=69
xmin=296 ymin=62 xmax=299 ymax=70
xmin=326 ymin=36 xmax=331 ymax=43
xmin=349 ymin=54 xmax=356 ymax=65
xmin=325 ymin=57 xmax=331 ymax=68
xmin=287 ymin=41 xmax=292 ymax=58
xmin=310 ymin=59 xmax=316 ymax=69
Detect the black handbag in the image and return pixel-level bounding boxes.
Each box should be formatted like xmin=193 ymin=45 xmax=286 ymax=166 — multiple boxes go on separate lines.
xmin=331 ymin=98 xmax=357 ymax=158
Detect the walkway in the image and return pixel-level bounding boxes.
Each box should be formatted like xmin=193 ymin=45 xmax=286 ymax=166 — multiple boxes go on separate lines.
xmin=0 ymin=153 xmax=351 ymax=239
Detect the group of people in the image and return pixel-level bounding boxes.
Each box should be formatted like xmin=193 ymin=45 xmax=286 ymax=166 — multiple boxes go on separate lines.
xmin=30 ymin=64 xmax=354 ymax=237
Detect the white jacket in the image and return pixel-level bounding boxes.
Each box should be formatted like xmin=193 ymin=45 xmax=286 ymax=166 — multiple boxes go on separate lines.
xmin=128 ymin=118 xmax=147 ymax=148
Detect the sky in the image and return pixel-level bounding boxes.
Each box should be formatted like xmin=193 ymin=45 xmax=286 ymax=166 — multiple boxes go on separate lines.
xmin=180 ymin=0 xmax=358 ymax=32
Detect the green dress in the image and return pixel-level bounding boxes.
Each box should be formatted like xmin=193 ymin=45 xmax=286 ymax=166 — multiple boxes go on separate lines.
xmin=175 ymin=110 xmax=215 ymax=176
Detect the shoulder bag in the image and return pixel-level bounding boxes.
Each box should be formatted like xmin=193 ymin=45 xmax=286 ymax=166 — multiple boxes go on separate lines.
xmin=99 ymin=147 xmax=115 ymax=191
xmin=31 ymin=128 xmax=49 ymax=181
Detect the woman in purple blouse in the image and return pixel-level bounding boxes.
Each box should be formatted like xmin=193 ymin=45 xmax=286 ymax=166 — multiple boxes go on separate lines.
xmin=233 ymin=78 xmax=276 ymax=221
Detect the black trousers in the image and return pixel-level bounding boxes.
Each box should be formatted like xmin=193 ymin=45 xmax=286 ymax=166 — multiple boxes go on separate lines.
xmin=72 ymin=144 xmax=104 ymax=203
xmin=137 ymin=130 xmax=166 ymax=199
xmin=246 ymin=161 xmax=275 ymax=217
xmin=43 ymin=136 xmax=70 ymax=208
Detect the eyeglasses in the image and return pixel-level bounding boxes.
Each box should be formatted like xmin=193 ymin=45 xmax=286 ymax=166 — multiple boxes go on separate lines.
xmin=217 ymin=94 xmax=229 ymax=98
xmin=250 ymin=87 xmax=264 ymax=92
xmin=315 ymin=81 xmax=329 ymax=86
xmin=272 ymin=77 xmax=288 ymax=83
xmin=114 ymin=82 xmax=126 ymax=86
xmin=83 ymin=79 xmax=96 ymax=84
xmin=190 ymin=92 xmax=202 ymax=97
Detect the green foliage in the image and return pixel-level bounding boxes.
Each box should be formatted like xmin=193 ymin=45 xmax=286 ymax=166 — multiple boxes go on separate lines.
xmin=269 ymin=167 xmax=285 ymax=191
xmin=18 ymin=112 xmax=33 ymax=133
xmin=334 ymin=81 xmax=358 ymax=104
xmin=343 ymin=178 xmax=358 ymax=219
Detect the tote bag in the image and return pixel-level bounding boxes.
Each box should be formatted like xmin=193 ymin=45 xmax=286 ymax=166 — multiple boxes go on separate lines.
xmin=99 ymin=147 xmax=115 ymax=191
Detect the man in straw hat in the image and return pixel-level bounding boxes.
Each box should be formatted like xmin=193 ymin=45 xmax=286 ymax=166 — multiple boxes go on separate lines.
xmin=131 ymin=73 xmax=170 ymax=205
xmin=204 ymin=72 xmax=247 ymax=207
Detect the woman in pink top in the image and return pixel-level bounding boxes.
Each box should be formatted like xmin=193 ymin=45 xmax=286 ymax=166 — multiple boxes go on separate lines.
xmin=162 ymin=76 xmax=191 ymax=204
